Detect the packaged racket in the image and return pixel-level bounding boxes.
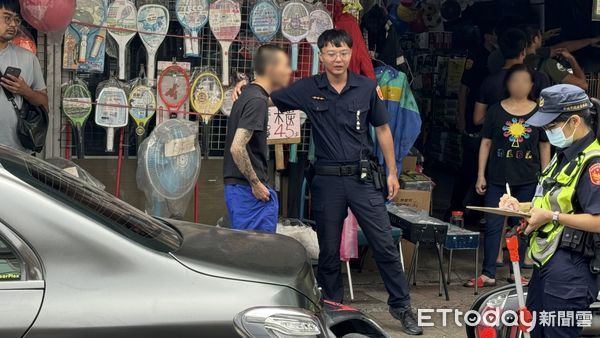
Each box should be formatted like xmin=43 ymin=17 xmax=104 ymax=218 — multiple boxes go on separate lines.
xmin=106 ymin=0 xmax=138 ymax=80
xmin=129 ymin=71 xmax=157 ymax=145
xmin=72 ymin=0 xmax=108 ymax=64
xmin=175 ymin=0 xmax=209 ymax=57
xmin=61 ymin=78 xmax=93 ymax=159
xmin=209 ymin=0 xmax=241 ymax=86
xmin=157 ymin=61 xmax=190 ymax=119
xmin=95 ymin=77 xmax=129 ymax=152
xmin=307 ymin=5 xmax=333 ymax=75
xmin=249 ymin=0 xmax=280 ymax=43
xmin=190 ymin=69 xmax=224 ymax=158
xmin=137 ymin=4 xmax=170 ymax=85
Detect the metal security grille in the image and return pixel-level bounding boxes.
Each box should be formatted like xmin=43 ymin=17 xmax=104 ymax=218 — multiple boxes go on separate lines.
xmin=58 ymin=0 xmax=328 ymax=159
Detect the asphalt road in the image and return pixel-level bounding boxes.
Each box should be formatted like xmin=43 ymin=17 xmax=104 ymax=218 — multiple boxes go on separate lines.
xmin=346 ymin=245 xmax=525 ymax=338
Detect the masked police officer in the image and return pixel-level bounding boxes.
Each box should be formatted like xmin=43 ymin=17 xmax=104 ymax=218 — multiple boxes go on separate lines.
xmin=500 ymin=84 xmax=600 ymax=338
xmin=233 ymin=29 xmax=422 ymax=335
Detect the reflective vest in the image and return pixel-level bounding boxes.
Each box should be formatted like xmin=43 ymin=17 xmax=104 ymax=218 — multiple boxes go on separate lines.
xmin=529 ymin=140 xmax=600 ymax=266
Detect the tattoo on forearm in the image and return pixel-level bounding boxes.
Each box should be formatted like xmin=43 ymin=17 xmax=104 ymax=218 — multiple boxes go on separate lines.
xmin=231 ymin=128 xmax=260 ymax=186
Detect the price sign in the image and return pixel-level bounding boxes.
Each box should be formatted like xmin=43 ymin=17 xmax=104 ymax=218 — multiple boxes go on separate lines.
xmin=267 ymin=107 xmax=301 ymax=145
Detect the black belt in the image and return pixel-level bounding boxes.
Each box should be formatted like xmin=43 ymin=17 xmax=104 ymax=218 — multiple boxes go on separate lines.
xmin=315 ymin=164 xmax=359 ymax=176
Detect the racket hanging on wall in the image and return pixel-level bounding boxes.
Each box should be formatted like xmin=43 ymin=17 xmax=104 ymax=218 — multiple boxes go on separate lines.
xmin=106 ymin=0 xmax=138 ymax=80
xmin=61 ymin=78 xmax=93 ymax=159
xmin=281 ymin=0 xmax=310 ymax=72
xmin=129 ymin=68 xmax=157 ymax=147
xmin=137 ymin=4 xmax=169 ymax=86
xmin=190 ymin=70 xmax=224 ymax=159
xmin=307 ymin=5 xmax=333 ymax=75
xmin=95 ymin=77 xmax=129 ymax=152
xmin=176 ymin=0 xmax=209 ymax=57
xmin=249 ymin=0 xmax=281 ymax=43
xmin=209 ymin=0 xmax=241 ymax=86
xmin=157 ymin=61 xmax=190 ymax=120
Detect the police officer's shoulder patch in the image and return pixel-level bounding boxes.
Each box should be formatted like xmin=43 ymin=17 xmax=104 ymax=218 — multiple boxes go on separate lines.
xmin=589 ymin=163 xmax=600 ymax=186
xmin=376 ymin=86 xmax=384 ymax=100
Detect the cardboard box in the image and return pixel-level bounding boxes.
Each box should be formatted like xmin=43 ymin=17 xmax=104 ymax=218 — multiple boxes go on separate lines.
xmin=394 ymin=189 xmax=431 ymax=213
xmin=402 ymin=156 xmax=418 ymax=172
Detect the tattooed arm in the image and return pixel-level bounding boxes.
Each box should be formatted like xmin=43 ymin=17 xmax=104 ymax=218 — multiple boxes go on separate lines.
xmin=230 ymin=128 xmax=270 ymax=201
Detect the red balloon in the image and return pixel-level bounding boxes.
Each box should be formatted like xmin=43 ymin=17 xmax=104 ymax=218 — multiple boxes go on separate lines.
xmin=20 ymin=0 xmax=76 ymax=33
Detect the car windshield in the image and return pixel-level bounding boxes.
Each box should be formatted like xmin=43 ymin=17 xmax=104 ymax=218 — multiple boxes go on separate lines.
xmin=0 ymin=147 xmax=182 ymax=252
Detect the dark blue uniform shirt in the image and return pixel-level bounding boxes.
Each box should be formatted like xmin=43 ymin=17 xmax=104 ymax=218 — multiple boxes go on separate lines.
xmin=271 ymin=72 xmax=389 ymax=164
xmin=555 ymin=132 xmax=600 ymax=215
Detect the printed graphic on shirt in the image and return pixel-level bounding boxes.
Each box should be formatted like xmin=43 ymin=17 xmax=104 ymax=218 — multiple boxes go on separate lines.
xmin=589 ymin=163 xmax=600 ymax=186
xmin=503 ymin=118 xmax=532 ymax=148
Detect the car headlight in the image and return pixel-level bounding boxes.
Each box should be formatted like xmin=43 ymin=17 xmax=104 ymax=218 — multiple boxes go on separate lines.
xmin=234 ymin=307 xmax=324 ymax=337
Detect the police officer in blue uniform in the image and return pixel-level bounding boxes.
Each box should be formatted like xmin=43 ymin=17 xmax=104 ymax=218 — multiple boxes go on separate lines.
xmin=243 ymin=29 xmax=422 ymax=335
xmin=500 ymin=84 xmax=600 ymax=338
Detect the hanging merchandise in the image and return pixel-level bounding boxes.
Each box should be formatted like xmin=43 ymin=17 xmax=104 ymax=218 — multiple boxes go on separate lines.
xmin=281 ymin=1 xmax=310 ymax=72
xmin=221 ymin=88 xmax=234 ymax=117
xmin=333 ymin=0 xmax=375 ymax=79
xmin=209 ymin=0 xmax=241 ymax=86
xmin=249 ymin=0 xmax=280 ymax=43
xmin=61 ymin=78 xmax=93 ymax=159
xmin=137 ymin=4 xmax=170 ymax=85
xmin=95 ymin=78 xmax=129 ymax=152
xmin=137 ymin=119 xmax=201 ymax=219
xmin=106 ymin=0 xmax=138 ymax=80
xmin=20 ymin=0 xmax=76 ymax=45
xmin=176 ymin=0 xmax=209 ymax=57
xmin=190 ymin=70 xmax=224 ymax=159
xmin=422 ymin=2 xmax=443 ymax=31
xmin=64 ymin=0 xmax=108 ymax=72
xmin=306 ymin=5 xmax=333 ymax=76
xmin=374 ymin=66 xmax=422 ymax=172
xmin=157 ymin=62 xmax=190 ymax=119
xmin=11 ymin=26 xmax=37 ymax=54
xmin=341 ymin=0 xmax=362 ymax=20
xmin=129 ymin=76 xmax=157 ymax=142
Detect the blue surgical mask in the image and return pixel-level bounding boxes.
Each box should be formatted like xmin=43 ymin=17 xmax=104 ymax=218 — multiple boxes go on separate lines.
xmin=545 ymin=118 xmax=578 ymax=148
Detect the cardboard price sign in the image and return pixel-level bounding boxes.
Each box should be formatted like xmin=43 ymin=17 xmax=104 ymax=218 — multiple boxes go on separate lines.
xmin=267 ymin=107 xmax=301 ymax=145
xmin=267 ymin=107 xmax=301 ymax=170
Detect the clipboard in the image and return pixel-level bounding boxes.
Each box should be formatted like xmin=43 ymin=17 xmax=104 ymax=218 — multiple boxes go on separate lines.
xmin=467 ymin=206 xmax=531 ymax=218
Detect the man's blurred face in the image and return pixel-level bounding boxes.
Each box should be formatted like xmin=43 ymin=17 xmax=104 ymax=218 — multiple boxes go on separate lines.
xmin=319 ymin=42 xmax=352 ymax=76
xmin=265 ymin=50 xmax=292 ymax=90
xmin=0 ymin=8 xmax=20 ymax=43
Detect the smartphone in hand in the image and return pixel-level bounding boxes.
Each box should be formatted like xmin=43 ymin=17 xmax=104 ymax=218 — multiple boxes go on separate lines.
xmin=3 ymin=66 xmax=21 ymax=79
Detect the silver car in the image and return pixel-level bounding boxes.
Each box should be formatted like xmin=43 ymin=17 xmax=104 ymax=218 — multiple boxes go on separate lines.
xmin=0 ymin=146 xmax=388 ymax=338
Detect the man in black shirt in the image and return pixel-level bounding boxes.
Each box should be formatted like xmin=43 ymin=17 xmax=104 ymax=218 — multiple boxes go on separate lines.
xmin=223 ymin=45 xmax=291 ymax=232
xmin=474 ymin=29 xmax=550 ymax=126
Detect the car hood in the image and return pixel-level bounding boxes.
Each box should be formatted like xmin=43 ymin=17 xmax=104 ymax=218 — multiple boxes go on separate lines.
xmin=168 ymin=221 xmax=320 ymax=304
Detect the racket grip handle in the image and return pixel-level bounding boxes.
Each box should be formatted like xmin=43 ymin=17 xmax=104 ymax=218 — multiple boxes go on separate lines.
xmin=147 ymin=53 xmax=156 ymax=86
xmin=184 ymin=37 xmax=194 ymax=57
xmin=289 ymin=144 xmax=298 ymax=163
xmin=291 ymin=44 xmax=299 ymax=71
xmin=79 ymin=36 xmax=88 ymax=63
xmin=221 ymin=42 xmax=232 ymax=86
xmin=106 ymin=128 xmax=115 ymax=152
xmin=311 ymin=45 xmax=320 ymax=75
xmin=118 ymin=47 xmax=126 ymax=80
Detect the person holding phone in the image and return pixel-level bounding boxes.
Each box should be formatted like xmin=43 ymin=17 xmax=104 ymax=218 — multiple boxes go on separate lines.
xmin=0 ymin=0 xmax=48 ymax=152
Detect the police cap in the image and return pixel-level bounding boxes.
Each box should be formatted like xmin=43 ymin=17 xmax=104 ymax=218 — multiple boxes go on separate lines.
xmin=526 ymin=84 xmax=593 ymax=127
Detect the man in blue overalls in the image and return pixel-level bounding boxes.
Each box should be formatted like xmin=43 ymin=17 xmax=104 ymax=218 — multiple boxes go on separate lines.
xmin=269 ymin=29 xmax=422 ymax=335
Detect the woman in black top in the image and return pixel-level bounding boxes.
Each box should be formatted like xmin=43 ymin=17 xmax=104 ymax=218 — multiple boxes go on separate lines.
xmin=465 ymin=64 xmax=551 ymax=287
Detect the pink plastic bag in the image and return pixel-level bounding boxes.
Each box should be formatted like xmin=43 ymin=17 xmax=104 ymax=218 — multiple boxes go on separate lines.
xmin=340 ymin=208 xmax=359 ymax=261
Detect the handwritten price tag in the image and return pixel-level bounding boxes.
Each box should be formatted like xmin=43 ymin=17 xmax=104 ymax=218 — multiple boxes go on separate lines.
xmin=267 ymin=107 xmax=301 ymax=145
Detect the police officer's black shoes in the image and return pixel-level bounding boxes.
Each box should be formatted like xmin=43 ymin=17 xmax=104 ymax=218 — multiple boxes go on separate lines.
xmin=389 ymin=306 xmax=423 ymax=335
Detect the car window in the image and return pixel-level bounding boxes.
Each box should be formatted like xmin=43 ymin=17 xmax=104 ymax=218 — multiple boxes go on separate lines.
xmin=0 ymin=148 xmax=182 ymax=252
xmin=0 ymin=238 xmax=20 ymax=281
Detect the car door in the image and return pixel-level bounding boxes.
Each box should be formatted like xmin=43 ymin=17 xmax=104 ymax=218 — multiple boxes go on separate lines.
xmin=0 ymin=223 xmax=44 ymax=338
